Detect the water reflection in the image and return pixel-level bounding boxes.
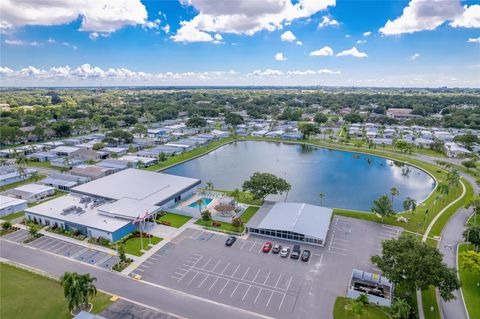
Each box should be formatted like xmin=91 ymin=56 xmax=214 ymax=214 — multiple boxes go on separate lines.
xmin=164 ymin=141 xmax=435 ymax=211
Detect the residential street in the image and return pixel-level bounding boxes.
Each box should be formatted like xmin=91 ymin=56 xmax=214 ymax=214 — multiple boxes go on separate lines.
xmin=0 ymin=240 xmax=269 ymax=319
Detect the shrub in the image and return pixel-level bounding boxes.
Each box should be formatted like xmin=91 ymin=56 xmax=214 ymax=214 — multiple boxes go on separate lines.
xmin=2 ymin=221 xmax=12 ymax=230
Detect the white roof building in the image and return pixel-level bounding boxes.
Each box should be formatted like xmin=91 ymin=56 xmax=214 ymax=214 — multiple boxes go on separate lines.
xmin=246 ymin=202 xmax=333 ymax=246
xmin=72 ymin=168 xmax=201 ymax=206
xmin=0 ymin=195 xmax=27 ymax=217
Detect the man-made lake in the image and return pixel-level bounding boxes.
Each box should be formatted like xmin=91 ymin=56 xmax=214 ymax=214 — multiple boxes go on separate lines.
xmin=165 ymin=141 xmax=435 ymax=211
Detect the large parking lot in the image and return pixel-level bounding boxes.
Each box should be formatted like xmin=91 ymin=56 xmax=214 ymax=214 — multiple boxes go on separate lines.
xmin=2 ymin=230 xmax=119 ymax=270
xmin=131 ymin=216 xmax=402 ymax=319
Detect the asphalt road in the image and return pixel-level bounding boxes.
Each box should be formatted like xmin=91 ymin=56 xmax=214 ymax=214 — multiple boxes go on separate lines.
xmin=0 ymin=239 xmax=272 ymax=319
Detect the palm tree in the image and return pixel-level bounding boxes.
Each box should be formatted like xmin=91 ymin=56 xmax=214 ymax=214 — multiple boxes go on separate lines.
xmin=390 ymin=187 xmax=399 ymax=208
xmin=60 ymin=272 xmax=97 ymax=313
xmin=318 ymin=192 xmax=325 ymax=206
xmin=391 ymin=298 xmax=411 ymax=319
xmin=195 ymin=199 xmax=204 ymax=216
xmin=402 ymin=197 xmax=417 ymax=214
xmin=31 ymin=171 xmax=40 ymax=183
xmin=16 ymin=165 xmax=27 ymax=179
xmin=446 ymin=169 xmax=461 ymax=195
xmin=372 ymin=195 xmax=395 ymax=223
xmin=206 ymin=181 xmax=214 ymax=194
xmin=231 ymin=188 xmax=240 ymax=208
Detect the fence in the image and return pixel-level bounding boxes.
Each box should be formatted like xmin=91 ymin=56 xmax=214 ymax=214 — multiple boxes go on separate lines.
xmin=202 ymin=225 xmax=244 ymax=236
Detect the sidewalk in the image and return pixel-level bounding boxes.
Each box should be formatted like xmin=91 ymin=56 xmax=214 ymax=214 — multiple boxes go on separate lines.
xmin=121 ymin=218 xmax=199 ymax=275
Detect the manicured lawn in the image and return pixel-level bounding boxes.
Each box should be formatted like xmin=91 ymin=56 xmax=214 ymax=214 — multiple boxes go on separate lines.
xmin=239 ymin=206 xmax=260 ymax=223
xmin=458 ymin=244 xmax=480 ymax=319
xmin=333 ymin=297 xmax=391 ymax=319
xmin=27 ymin=161 xmax=63 ymax=171
xmin=0 ymin=263 xmax=112 ymax=319
xmin=421 ymin=287 xmax=441 ymax=319
xmin=157 ymin=212 xmax=191 ymax=228
xmin=2 ymin=211 xmax=25 ymax=222
xmin=144 ymin=137 xmax=236 ymax=172
xmin=195 ymin=218 xmax=242 ymax=233
xmin=123 ymin=236 xmax=162 ymax=256
xmin=195 ymin=206 xmax=260 ymax=234
xmin=0 ymin=174 xmax=46 ymax=192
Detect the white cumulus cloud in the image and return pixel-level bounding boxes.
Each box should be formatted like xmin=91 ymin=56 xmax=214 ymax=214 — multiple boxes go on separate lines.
xmin=172 ymin=0 xmax=335 ymax=42
xmin=309 ymin=46 xmax=333 ymax=56
xmin=318 ymin=16 xmax=339 ymax=28
xmin=467 ymin=37 xmax=480 ymax=43
xmin=379 ymin=0 xmax=477 ymax=35
xmin=450 ymin=5 xmax=480 ymax=28
xmin=356 ymin=39 xmax=367 ymax=44
xmin=281 ymin=30 xmax=297 ymax=42
xmin=275 ymin=52 xmax=287 ymax=61
xmin=336 ymin=47 xmax=367 ymax=58
xmin=0 ymin=0 xmax=149 ymax=34
xmin=363 ymin=31 xmax=372 ymax=36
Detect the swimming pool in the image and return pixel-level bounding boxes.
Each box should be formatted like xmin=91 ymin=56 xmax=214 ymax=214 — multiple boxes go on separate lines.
xmin=189 ymin=198 xmax=213 ymax=207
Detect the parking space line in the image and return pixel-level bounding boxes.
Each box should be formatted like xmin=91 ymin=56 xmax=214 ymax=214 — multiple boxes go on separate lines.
xmin=136 ymin=268 xmax=144 ymax=272
xmin=45 ymin=241 xmax=63 ymax=251
xmin=178 ymin=267 xmax=189 ymax=272
xmin=285 ymin=276 xmax=293 ymax=291
xmin=170 ymin=275 xmax=181 ymax=281
xmin=242 ymin=285 xmax=252 ymax=301
xmin=219 ymin=279 xmax=230 ymax=294
xmin=186 ymin=271 xmax=200 ymax=286
xmin=230 ymin=264 xmax=240 ymax=276
xmin=278 ymin=293 xmax=286 ymax=310
xmin=220 ymin=262 xmax=231 ymax=275
xmin=174 ymin=271 xmax=185 ymax=276
xmin=208 ymin=277 xmax=219 ymax=291
xmin=241 ymin=267 xmax=251 ymax=280
xmin=211 ymin=260 xmax=221 ymax=272
xmin=240 ymin=241 xmax=248 ymax=250
xmin=265 ymin=290 xmax=274 ymax=308
xmin=52 ymin=243 xmax=69 ymax=253
xmin=253 ymin=288 xmax=262 ymax=304
xmin=201 ymin=257 xmax=213 ymax=270
xmin=249 ymin=242 xmax=258 ymax=252
xmin=274 ymin=274 xmax=282 ymax=288
xmin=263 ymin=272 xmax=271 ymax=285
xmin=252 ymin=269 xmax=261 ymax=282
xmin=226 ymin=262 xmax=240 ymax=277
xmin=197 ymin=274 xmax=210 ymax=288
xmin=229 ymin=282 xmax=240 ymax=297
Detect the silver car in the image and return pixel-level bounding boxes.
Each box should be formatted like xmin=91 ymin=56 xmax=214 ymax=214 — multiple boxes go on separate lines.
xmin=280 ymin=247 xmax=290 ymax=258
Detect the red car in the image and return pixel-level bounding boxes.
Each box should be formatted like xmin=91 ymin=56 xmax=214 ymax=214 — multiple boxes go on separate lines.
xmin=262 ymin=242 xmax=273 ymax=253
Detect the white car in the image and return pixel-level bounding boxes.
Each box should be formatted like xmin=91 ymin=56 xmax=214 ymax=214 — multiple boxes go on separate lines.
xmin=280 ymin=247 xmax=290 ymax=258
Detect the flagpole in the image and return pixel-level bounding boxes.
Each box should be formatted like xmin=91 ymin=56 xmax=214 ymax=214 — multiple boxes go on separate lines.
xmin=140 ymin=217 xmax=144 ymax=252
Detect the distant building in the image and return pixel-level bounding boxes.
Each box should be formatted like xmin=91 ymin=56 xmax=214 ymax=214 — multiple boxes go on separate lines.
xmin=8 ymin=184 xmax=55 ymax=203
xmin=0 ymin=195 xmax=27 ymax=217
xmin=71 ymin=165 xmax=116 ymax=180
xmin=0 ymin=166 xmax=37 ymax=186
xmin=40 ymin=173 xmax=89 ymax=191
xmin=385 ymin=108 xmax=420 ymax=120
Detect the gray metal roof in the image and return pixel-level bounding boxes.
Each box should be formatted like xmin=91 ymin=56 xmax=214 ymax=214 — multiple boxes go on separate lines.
xmin=247 ymin=202 xmax=332 ymax=240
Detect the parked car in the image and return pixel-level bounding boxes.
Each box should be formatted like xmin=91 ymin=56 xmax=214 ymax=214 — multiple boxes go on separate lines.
xmin=272 ymin=244 xmax=282 ymax=254
xmin=291 ymin=244 xmax=301 ymax=259
xmin=280 ymin=247 xmax=290 ymax=258
xmin=301 ymin=250 xmax=311 ymax=262
xmin=262 ymin=242 xmax=273 ymax=253
xmin=225 ymin=236 xmax=236 ymax=246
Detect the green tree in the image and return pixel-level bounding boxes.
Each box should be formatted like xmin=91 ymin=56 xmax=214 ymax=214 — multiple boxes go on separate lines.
xmin=201 ymin=210 xmax=212 ymax=222
xmin=132 ymin=124 xmax=148 ymax=138
xmin=345 ymin=300 xmax=364 ymax=319
xmin=314 ymin=113 xmax=328 ymax=124
xmin=92 ymin=142 xmax=106 ymax=151
xmin=402 ymin=197 xmax=416 ymax=214
xmin=231 ymin=217 xmax=243 ymax=231
xmin=28 ymin=223 xmax=41 ymax=238
xmin=371 ymin=195 xmax=395 ymax=222
xmin=242 ymin=172 xmax=291 ymax=201
xmin=390 ymin=187 xmax=399 ymax=207
xmin=225 ymin=113 xmax=244 ymax=126
xmin=186 ymin=116 xmax=207 ymax=128
xmin=461 ymin=159 xmax=477 ymax=170
xmin=298 ymin=122 xmax=320 ymax=139
xmin=356 ymin=293 xmax=369 ymax=305
xmin=460 ymin=250 xmax=480 ymax=275
xmin=2 ymin=221 xmax=12 ymax=230
xmin=50 ymin=121 xmax=72 ymax=137
xmin=59 ymin=272 xmax=97 ymax=313
xmin=371 ymin=233 xmax=461 ymax=301
xmin=446 ymin=169 xmax=461 ymax=194
xmin=463 ymin=225 xmax=480 ymax=250
xmin=390 ymin=298 xmax=411 ymax=319
xmin=117 ymin=244 xmax=127 ymax=263
xmin=318 ymin=192 xmax=325 ymax=206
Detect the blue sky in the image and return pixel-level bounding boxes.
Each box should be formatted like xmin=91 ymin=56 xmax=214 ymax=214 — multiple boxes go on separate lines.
xmin=1 ymin=0 xmax=479 ymax=87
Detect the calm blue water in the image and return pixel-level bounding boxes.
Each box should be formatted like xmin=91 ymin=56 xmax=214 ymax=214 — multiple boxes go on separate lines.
xmin=165 ymin=141 xmax=435 ymax=211
xmin=189 ymin=198 xmax=213 ymax=207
